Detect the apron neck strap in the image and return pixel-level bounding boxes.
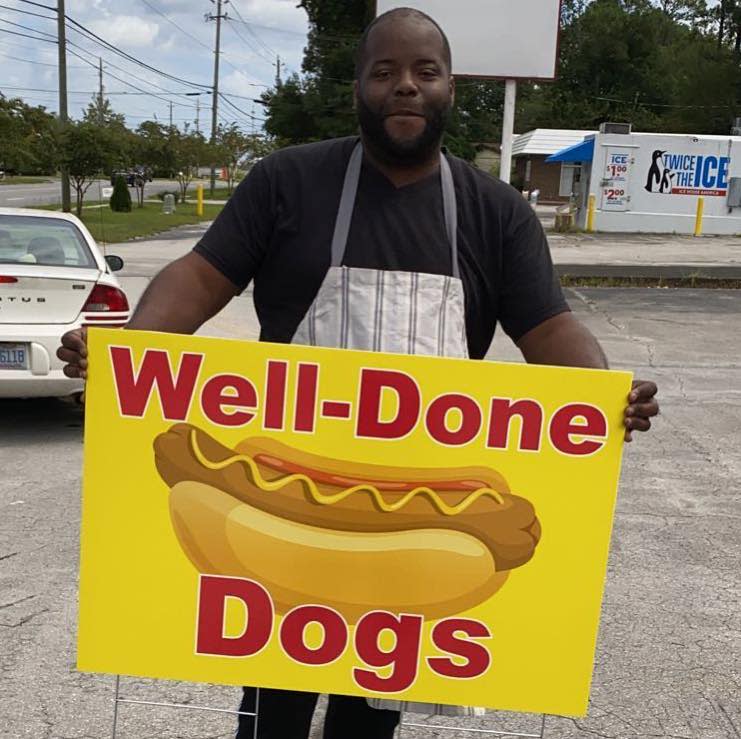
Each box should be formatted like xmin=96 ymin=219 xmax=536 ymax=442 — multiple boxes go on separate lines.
xmin=330 ymin=142 xmax=460 ymax=280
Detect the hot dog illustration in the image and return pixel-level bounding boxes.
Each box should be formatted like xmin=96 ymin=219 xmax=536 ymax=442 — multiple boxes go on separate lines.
xmin=154 ymin=423 xmax=541 ymax=622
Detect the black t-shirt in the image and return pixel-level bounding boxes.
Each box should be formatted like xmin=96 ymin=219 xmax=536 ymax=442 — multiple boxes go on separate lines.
xmin=194 ymin=136 xmax=569 ymax=360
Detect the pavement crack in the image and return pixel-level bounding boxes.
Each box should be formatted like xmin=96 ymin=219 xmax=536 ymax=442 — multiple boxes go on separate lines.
xmin=719 ymin=702 xmax=741 ymax=739
xmin=0 ymin=594 xmax=36 ymax=610
xmin=0 ymin=606 xmax=48 ymax=627
xmin=0 ymin=551 xmax=19 ymax=562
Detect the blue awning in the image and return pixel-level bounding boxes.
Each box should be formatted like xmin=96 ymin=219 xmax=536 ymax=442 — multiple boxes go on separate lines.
xmin=546 ymin=137 xmax=595 ymax=163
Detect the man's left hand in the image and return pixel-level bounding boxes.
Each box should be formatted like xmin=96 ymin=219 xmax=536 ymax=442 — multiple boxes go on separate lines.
xmin=624 ymin=380 xmax=659 ymax=442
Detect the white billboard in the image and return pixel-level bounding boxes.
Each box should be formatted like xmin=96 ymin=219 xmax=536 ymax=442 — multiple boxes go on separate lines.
xmin=375 ymin=0 xmax=561 ymax=80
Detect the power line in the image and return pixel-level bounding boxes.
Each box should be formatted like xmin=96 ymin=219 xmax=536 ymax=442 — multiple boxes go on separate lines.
xmin=0 ymin=4 xmax=56 ymax=22
xmin=225 ymin=16 xmax=274 ymax=66
xmin=135 ymin=0 xmax=212 ymax=52
xmin=0 ymin=16 xmax=56 ymax=38
xmin=218 ymin=91 xmax=265 ymax=122
xmin=64 ymin=14 xmax=211 ymax=90
xmin=68 ymin=39 xmax=195 ymax=98
xmin=67 ymin=46 xmax=198 ymax=109
xmin=0 ymin=26 xmax=56 ymax=43
xmin=227 ymin=1 xmax=278 ymax=59
xmin=594 ymin=95 xmax=733 ymax=110
xmin=14 ymin=0 xmax=55 ymax=10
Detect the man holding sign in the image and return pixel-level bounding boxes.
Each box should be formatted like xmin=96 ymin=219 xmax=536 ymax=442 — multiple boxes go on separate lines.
xmin=59 ymin=8 xmax=658 ymax=739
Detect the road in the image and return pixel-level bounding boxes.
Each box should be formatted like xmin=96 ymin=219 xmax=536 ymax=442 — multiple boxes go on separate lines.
xmin=1 ymin=228 xmax=739 ymax=738
xmin=0 ymin=179 xmax=227 ymax=208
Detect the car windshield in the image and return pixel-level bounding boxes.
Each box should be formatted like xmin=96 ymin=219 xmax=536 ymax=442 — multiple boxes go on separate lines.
xmin=0 ymin=215 xmax=97 ymax=268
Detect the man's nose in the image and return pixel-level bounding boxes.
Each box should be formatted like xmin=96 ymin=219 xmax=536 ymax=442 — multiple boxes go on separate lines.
xmin=394 ymin=70 xmax=418 ymax=95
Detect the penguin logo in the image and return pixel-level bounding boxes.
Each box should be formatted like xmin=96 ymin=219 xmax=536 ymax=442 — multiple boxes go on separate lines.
xmin=645 ymin=150 xmax=666 ymax=193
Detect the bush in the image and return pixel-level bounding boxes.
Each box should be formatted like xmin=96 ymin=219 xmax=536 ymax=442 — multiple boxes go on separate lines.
xmin=109 ymin=175 xmax=132 ymax=212
xmin=156 ymin=190 xmax=181 ymax=204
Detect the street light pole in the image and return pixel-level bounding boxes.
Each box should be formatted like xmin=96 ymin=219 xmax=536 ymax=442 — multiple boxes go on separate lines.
xmin=57 ymin=0 xmax=71 ymax=212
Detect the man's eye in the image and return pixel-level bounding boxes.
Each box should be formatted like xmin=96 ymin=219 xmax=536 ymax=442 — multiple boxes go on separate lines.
xmin=374 ymin=70 xmax=391 ymax=79
xmin=420 ymin=69 xmax=439 ymax=78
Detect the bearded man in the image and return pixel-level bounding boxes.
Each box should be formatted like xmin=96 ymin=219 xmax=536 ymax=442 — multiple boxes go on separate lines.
xmin=59 ymin=7 xmax=659 ymax=738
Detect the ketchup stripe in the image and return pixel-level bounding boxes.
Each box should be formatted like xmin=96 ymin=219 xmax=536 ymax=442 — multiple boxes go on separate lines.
xmin=189 ymin=429 xmax=505 ymax=515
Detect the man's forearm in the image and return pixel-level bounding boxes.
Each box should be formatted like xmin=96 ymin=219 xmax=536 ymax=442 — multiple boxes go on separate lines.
xmin=126 ymin=252 xmax=238 ymax=335
xmin=516 ymin=312 xmax=608 ymax=369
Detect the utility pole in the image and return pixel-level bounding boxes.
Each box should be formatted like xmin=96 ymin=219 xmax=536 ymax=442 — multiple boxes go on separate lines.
xmin=57 ymin=0 xmax=71 ymax=212
xmin=275 ymin=55 xmax=282 ymax=87
xmin=169 ymin=101 xmax=173 ymax=129
xmin=206 ymin=0 xmax=227 ymax=195
xmin=196 ymin=97 xmax=200 ymax=134
xmin=98 ymin=57 xmax=104 ymax=123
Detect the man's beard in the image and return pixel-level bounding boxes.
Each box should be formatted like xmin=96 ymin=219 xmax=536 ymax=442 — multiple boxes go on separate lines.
xmin=356 ymin=95 xmax=451 ymax=166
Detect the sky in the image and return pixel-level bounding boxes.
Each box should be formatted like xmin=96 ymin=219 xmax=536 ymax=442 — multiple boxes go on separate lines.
xmin=0 ymin=0 xmax=310 ymax=137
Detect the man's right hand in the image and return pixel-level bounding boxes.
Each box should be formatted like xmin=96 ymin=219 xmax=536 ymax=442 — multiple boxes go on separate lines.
xmin=57 ymin=327 xmax=88 ymax=379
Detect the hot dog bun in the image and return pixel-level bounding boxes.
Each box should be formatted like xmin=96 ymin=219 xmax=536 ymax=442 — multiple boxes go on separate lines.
xmin=154 ymin=423 xmax=541 ymax=620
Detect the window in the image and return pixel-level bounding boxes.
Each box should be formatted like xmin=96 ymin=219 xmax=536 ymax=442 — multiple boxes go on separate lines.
xmin=0 ymin=216 xmax=96 ymax=268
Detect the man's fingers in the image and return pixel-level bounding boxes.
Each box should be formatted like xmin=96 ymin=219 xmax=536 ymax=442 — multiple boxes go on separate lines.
xmin=56 ymin=346 xmax=88 ymax=367
xmin=624 ymin=416 xmax=651 ymax=433
xmin=62 ymin=364 xmax=86 ymax=380
xmin=60 ymin=328 xmax=88 ymax=357
xmin=625 ymin=400 xmax=659 ymax=419
xmin=629 ymin=380 xmax=658 ymax=403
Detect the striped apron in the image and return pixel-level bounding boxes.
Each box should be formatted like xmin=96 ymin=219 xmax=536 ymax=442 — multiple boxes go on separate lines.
xmin=292 ymin=143 xmax=485 ymax=718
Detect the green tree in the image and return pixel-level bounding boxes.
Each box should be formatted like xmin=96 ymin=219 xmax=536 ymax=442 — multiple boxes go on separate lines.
xmin=133 ymin=120 xmax=177 ymax=178
xmin=83 ymin=94 xmax=127 ymax=130
xmin=518 ymin=0 xmax=740 ymax=135
xmin=109 ymin=174 xmax=132 ymax=212
xmin=213 ymin=124 xmax=274 ymax=193
xmin=168 ymin=129 xmax=209 ymax=200
xmin=59 ymin=121 xmax=122 ymax=216
xmin=0 ymin=96 xmax=58 ymax=175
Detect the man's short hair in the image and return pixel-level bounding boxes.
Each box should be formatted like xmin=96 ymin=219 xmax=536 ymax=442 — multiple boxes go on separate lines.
xmin=354 ymin=7 xmax=452 ymax=79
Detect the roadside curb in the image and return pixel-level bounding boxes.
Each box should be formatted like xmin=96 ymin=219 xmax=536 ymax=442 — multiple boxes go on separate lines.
xmin=555 ymin=263 xmax=741 ymax=280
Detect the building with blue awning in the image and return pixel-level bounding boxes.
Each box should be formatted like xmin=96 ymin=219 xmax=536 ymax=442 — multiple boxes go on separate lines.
xmin=512 ymin=129 xmax=595 ymax=202
xmin=545 ymin=137 xmax=595 ymax=164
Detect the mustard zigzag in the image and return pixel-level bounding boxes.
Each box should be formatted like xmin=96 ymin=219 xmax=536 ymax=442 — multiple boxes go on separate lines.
xmin=189 ymin=430 xmax=505 ymax=516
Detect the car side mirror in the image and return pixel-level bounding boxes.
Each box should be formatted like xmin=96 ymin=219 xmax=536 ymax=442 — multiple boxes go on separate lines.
xmin=105 ymin=254 xmax=124 ymax=272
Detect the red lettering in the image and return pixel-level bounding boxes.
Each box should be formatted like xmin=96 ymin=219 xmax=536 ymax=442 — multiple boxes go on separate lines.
xmin=487 ymin=398 xmax=543 ymax=451
xmin=353 ymin=612 xmax=422 ymax=693
xmin=279 ymin=606 xmax=348 ymax=666
xmin=294 ymin=363 xmax=319 ymax=433
xmin=427 ymin=618 xmax=492 ymax=679
xmin=201 ymin=374 xmax=258 ymax=426
xmin=425 ymin=394 xmax=482 ymax=445
xmin=263 ymin=360 xmax=288 ymax=430
xmin=549 ymin=403 xmax=607 ymax=456
xmin=195 ymin=576 xmax=273 ymax=658
xmin=356 ymin=369 xmax=420 ymax=440
xmin=110 ymin=347 xmax=202 ymax=420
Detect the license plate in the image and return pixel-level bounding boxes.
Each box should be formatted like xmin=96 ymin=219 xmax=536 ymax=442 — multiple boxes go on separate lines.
xmin=0 ymin=343 xmax=28 ymax=370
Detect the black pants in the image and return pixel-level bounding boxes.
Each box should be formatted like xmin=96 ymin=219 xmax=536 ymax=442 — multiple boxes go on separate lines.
xmin=236 ymin=687 xmax=400 ymax=739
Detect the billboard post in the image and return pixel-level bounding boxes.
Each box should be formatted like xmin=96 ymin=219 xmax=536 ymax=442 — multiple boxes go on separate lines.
xmin=499 ymin=79 xmax=517 ymax=183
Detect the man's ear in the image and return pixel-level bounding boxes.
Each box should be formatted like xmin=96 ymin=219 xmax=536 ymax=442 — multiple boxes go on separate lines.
xmin=353 ymin=80 xmax=359 ymax=109
xmin=449 ymin=75 xmax=456 ymax=107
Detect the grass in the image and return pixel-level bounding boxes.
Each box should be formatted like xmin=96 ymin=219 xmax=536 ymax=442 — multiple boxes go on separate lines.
xmin=184 ymin=186 xmax=234 ymax=202
xmin=38 ymin=201 xmax=224 ymax=243
xmin=560 ymin=275 xmax=741 ymax=289
xmin=0 ymin=175 xmax=57 ymax=185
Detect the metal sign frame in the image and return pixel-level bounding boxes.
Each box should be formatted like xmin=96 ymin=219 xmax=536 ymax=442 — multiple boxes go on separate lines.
xmin=110 ymin=677 xmax=547 ymax=738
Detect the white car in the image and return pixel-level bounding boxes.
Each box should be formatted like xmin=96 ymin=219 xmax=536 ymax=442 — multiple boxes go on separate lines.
xmin=0 ymin=207 xmax=130 ymax=399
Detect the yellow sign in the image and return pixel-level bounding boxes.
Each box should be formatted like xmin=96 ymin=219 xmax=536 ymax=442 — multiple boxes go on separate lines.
xmin=78 ymin=328 xmax=632 ymax=717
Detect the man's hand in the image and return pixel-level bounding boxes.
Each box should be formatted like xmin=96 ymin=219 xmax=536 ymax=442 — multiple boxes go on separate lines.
xmin=624 ymin=380 xmax=658 ymax=442
xmin=57 ymin=327 xmax=88 ymax=380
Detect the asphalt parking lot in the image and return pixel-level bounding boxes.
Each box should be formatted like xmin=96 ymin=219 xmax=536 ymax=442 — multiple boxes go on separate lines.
xmin=1 ymin=226 xmax=739 ymax=738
